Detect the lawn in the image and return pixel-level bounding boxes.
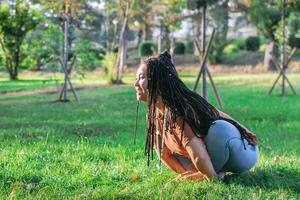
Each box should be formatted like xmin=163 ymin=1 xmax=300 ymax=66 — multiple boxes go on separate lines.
xmin=0 ymin=71 xmax=300 ymax=199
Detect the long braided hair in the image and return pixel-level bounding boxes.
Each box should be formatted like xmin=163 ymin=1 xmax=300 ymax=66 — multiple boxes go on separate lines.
xmin=141 ymin=51 xmax=220 ymax=165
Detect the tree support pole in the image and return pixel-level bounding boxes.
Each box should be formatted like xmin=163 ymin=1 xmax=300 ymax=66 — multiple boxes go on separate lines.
xmin=281 ymin=0 xmax=286 ymax=96
xmin=193 ymin=32 xmax=223 ymax=108
xmin=268 ymin=0 xmax=297 ymax=96
xmin=59 ymin=58 xmax=79 ymax=101
xmin=201 ymin=6 xmax=207 ymax=100
xmin=193 ymin=29 xmax=215 ymax=92
xmin=58 ymin=0 xmax=79 ymax=102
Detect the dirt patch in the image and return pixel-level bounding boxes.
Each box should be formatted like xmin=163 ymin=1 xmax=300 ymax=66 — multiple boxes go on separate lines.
xmin=0 ymin=84 xmax=102 ymax=98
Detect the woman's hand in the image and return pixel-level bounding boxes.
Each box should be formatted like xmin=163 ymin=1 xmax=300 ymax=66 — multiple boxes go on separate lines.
xmin=174 ymin=171 xmax=208 ymax=181
xmin=217 ymin=171 xmax=225 ymax=180
xmin=174 ymin=171 xmax=225 ymax=181
xmin=185 ymin=134 xmax=218 ymax=179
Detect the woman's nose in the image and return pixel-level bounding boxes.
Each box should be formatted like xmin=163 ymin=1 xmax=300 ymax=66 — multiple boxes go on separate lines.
xmin=134 ymin=79 xmax=139 ymax=87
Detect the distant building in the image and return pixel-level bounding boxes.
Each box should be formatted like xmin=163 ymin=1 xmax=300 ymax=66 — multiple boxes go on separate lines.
xmin=227 ymin=12 xmax=257 ymax=39
xmin=161 ymin=10 xmax=257 ymax=40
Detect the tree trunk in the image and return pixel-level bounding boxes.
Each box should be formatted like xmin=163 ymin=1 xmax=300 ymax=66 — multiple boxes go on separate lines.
xmin=118 ymin=25 xmax=127 ymax=81
xmin=116 ymin=2 xmax=129 ymax=83
xmin=169 ymin=33 xmax=175 ymax=58
xmin=264 ymin=40 xmax=278 ymax=71
xmin=137 ymin=30 xmax=142 ymax=47
xmin=11 ymin=68 xmax=18 ymax=80
xmin=141 ymin=24 xmax=151 ymax=41
xmin=8 ymin=62 xmax=18 ymax=80
xmin=36 ymin=57 xmax=42 ymax=70
xmin=11 ymin=45 xmax=20 ymax=80
xmin=164 ymin=26 xmax=171 ymax=52
xmin=9 ymin=73 xmax=18 ymax=80
xmin=7 ymin=64 xmax=15 ymax=80
xmin=211 ymin=0 xmax=229 ymax=64
xmin=0 ymin=40 xmax=17 ymax=80
xmin=142 ymin=26 xmax=147 ymax=41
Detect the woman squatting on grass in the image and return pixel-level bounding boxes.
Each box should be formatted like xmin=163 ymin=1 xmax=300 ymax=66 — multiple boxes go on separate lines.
xmin=134 ymin=51 xmax=259 ymax=181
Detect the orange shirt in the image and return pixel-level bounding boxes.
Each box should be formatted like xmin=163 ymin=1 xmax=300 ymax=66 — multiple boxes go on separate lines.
xmin=157 ymin=114 xmax=197 ymax=158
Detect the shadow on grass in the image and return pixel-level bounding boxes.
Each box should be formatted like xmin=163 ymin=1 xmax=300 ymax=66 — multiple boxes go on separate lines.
xmin=223 ymin=166 xmax=300 ymax=194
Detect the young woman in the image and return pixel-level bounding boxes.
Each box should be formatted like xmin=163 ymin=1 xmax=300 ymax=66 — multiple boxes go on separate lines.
xmin=134 ymin=51 xmax=259 ymax=181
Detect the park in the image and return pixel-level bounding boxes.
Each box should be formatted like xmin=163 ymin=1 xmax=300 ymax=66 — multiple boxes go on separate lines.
xmin=0 ymin=0 xmax=300 ymax=199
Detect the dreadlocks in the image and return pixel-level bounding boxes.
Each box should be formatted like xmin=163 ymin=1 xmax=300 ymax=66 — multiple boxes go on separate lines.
xmin=142 ymin=51 xmax=220 ymax=166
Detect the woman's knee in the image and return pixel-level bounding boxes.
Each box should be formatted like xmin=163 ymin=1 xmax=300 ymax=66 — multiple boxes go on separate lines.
xmin=224 ymin=139 xmax=259 ymax=173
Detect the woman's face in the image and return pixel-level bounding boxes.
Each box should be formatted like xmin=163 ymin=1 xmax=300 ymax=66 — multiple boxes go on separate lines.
xmin=134 ymin=64 xmax=148 ymax=102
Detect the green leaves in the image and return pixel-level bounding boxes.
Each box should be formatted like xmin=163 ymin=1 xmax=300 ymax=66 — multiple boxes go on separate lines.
xmin=0 ymin=2 xmax=41 ymax=38
xmin=187 ymin=0 xmax=218 ymax=10
xmin=0 ymin=1 xmax=41 ymax=79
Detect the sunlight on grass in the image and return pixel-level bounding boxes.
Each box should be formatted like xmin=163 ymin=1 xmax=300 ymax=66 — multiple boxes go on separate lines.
xmin=0 ymin=72 xmax=299 ymax=199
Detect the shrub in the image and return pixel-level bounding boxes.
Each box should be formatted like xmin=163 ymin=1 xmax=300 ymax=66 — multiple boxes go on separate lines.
xmin=231 ymin=39 xmax=246 ymax=50
xmin=259 ymin=43 xmax=268 ymax=52
xmin=185 ymin=40 xmax=194 ymax=54
xmin=102 ymin=53 xmax=117 ymax=84
xmin=138 ymin=41 xmax=156 ymax=57
xmin=223 ymin=44 xmax=239 ymax=55
xmin=112 ymin=46 xmax=118 ymax=53
xmin=245 ymin=36 xmax=260 ymax=51
xmin=75 ymin=39 xmax=107 ymax=70
xmin=287 ymin=12 xmax=300 ymax=48
xmin=173 ymin=42 xmax=186 ymax=55
xmin=20 ymin=56 xmax=36 ymax=70
xmin=288 ymin=36 xmax=300 ymax=48
xmin=223 ymin=39 xmax=246 ymax=56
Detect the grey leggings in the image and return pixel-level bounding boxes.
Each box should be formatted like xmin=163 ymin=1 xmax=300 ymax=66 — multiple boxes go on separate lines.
xmin=173 ymin=120 xmax=259 ymax=173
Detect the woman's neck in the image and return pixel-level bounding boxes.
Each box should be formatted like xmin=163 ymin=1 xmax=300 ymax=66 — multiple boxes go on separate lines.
xmin=155 ymin=97 xmax=165 ymax=114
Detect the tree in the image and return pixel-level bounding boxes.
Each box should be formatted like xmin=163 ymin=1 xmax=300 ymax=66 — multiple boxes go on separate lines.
xmin=128 ymin=0 xmax=154 ymax=43
xmin=0 ymin=0 xmax=40 ymax=80
xmin=187 ymin=0 xmax=229 ymax=64
xmin=129 ymin=0 xmax=188 ymax=53
xmin=249 ymin=0 xmax=281 ymax=71
xmin=104 ymin=0 xmax=187 ymax=83
xmin=208 ymin=0 xmax=230 ymax=63
xmin=249 ymin=0 xmax=300 ymax=71
xmin=105 ymin=0 xmax=136 ymax=83
xmin=287 ymin=1 xmax=300 ymax=48
xmin=21 ymin=17 xmax=63 ymax=70
xmin=31 ymin=0 xmax=107 ymax=71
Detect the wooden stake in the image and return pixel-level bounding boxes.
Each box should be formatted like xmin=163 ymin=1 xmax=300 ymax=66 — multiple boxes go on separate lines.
xmin=193 ymin=29 xmax=215 ymax=92
xmin=58 ymin=0 xmax=79 ymax=102
xmin=206 ymin=68 xmax=223 ymax=107
xmin=193 ymin=29 xmax=222 ymax=108
xmin=281 ymin=0 xmax=286 ymax=96
xmin=201 ymin=6 xmax=207 ymax=100
xmin=268 ymin=0 xmax=297 ymax=96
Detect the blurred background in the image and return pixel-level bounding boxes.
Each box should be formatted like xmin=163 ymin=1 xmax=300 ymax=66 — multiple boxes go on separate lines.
xmin=0 ymin=0 xmax=299 ymax=84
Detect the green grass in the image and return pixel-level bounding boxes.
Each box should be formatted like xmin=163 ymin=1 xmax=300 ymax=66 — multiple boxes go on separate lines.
xmin=0 ymin=72 xmax=300 ymax=199
xmin=0 ymin=71 xmax=108 ymax=94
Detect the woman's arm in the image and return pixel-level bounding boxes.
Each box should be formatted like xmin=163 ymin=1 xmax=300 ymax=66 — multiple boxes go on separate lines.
xmin=154 ymin=134 xmax=187 ymax=174
xmin=184 ymin=122 xmax=218 ymax=180
xmin=159 ymin=145 xmax=187 ymax=174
